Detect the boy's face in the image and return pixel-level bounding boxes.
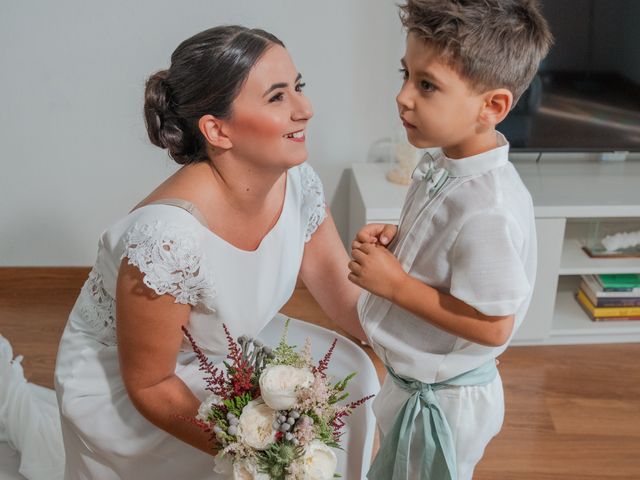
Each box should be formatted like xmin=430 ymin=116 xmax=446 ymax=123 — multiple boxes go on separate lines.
xmin=397 ymin=33 xmax=488 ymax=155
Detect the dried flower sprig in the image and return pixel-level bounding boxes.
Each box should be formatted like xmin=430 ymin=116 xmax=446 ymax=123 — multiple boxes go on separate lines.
xmin=315 ymin=338 xmax=337 ymax=379
xmin=330 ymin=394 xmax=375 ymax=442
xmin=222 ymin=324 xmax=257 ymax=398
xmin=181 ymin=326 xmax=226 ymax=396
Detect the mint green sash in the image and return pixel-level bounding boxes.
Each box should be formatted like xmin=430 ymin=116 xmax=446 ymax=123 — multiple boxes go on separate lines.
xmin=367 ymin=360 xmax=498 ymax=480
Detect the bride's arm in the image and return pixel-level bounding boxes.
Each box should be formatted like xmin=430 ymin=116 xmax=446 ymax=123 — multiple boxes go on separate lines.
xmin=115 ymin=259 xmax=216 ymax=456
xmin=299 ymin=208 xmax=368 ymax=343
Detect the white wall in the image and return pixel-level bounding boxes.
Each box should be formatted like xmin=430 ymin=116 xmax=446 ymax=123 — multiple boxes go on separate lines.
xmin=0 ymin=0 xmax=405 ymax=265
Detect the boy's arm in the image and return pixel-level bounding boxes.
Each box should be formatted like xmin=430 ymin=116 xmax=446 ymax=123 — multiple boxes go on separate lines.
xmin=348 ymin=242 xmax=514 ymax=347
xmin=393 ymin=272 xmax=514 ymax=347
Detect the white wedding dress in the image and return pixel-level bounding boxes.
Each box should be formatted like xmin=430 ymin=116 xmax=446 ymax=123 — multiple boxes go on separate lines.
xmin=0 ymin=162 xmax=332 ymax=479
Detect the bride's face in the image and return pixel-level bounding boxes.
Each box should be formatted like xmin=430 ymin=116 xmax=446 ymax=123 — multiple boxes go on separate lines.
xmin=225 ymin=45 xmax=313 ymax=169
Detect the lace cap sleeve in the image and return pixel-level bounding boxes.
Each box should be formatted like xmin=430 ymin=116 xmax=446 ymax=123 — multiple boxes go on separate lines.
xmin=299 ymin=163 xmax=327 ymax=242
xmin=121 ymin=220 xmax=216 ymax=310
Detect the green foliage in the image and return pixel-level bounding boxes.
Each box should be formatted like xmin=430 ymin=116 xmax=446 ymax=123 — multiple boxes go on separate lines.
xmin=209 ymin=407 xmax=226 ymax=423
xmin=308 ymin=411 xmax=339 ymax=449
xmin=216 ymin=430 xmax=234 ymax=444
xmin=223 ymin=392 xmax=252 ymax=418
xmin=328 ymin=392 xmax=349 ymax=405
xmin=256 ymin=441 xmax=304 ymax=480
xmin=328 ymin=372 xmax=356 ymax=405
xmin=269 ymin=318 xmax=303 ymax=367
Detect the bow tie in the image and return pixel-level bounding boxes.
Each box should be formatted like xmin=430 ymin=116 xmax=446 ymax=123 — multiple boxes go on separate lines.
xmin=411 ymin=154 xmax=450 ymax=197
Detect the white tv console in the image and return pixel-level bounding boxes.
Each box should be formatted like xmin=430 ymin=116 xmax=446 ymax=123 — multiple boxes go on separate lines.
xmin=349 ymin=160 xmax=640 ymax=345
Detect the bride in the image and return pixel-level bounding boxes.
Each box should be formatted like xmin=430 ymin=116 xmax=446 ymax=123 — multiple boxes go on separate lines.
xmin=0 ymin=25 xmax=366 ymax=479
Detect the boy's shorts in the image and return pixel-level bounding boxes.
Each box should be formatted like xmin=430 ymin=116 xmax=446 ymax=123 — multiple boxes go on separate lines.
xmin=372 ymin=371 xmax=504 ymax=480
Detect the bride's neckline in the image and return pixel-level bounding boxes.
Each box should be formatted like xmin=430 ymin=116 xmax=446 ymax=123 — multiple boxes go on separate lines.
xmin=134 ymin=170 xmax=291 ymax=255
xmin=202 ymin=172 xmax=290 ymax=254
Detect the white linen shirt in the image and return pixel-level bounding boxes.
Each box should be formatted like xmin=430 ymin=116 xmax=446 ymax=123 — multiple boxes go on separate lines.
xmin=358 ymin=131 xmax=536 ymax=384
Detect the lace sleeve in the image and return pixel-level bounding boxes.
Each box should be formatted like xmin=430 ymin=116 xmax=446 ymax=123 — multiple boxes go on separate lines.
xmin=299 ymin=163 xmax=327 ymax=243
xmin=121 ymin=221 xmax=216 ymax=311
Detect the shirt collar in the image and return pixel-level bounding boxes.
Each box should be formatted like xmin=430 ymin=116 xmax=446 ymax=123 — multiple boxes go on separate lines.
xmin=427 ymin=131 xmax=510 ymax=177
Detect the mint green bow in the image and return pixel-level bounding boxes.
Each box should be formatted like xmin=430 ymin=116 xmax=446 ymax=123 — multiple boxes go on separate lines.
xmin=367 ymin=360 xmax=498 ymax=480
xmin=411 ymin=155 xmax=450 ymax=197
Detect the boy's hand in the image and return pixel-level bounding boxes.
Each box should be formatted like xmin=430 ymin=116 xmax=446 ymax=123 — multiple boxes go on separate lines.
xmin=353 ymin=223 xmax=398 ymax=248
xmin=348 ymin=243 xmax=407 ymax=300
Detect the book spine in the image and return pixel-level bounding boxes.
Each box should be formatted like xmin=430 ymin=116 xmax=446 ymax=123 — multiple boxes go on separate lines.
xmin=575 ymin=294 xmax=640 ymax=321
xmin=593 ymin=306 xmax=640 ymax=317
xmin=591 ymin=316 xmax=640 ymax=322
xmin=596 ymin=274 xmax=640 ymax=291
xmin=576 ymin=290 xmax=640 ymax=316
xmin=593 ymin=297 xmax=640 ymax=307
xmin=602 ymin=287 xmax=640 ymax=293
xmin=581 ymin=282 xmax=640 ymax=306
xmin=582 ymin=275 xmax=640 ymax=297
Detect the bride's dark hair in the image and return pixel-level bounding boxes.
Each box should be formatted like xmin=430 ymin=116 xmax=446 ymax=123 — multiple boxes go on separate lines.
xmin=144 ymin=26 xmax=284 ymax=165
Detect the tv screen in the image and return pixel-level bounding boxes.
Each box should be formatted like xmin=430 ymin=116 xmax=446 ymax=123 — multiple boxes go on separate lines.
xmin=500 ymin=0 xmax=640 ymax=152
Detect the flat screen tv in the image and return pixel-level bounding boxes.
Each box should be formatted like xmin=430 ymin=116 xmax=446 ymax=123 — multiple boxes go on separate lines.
xmin=499 ymin=0 xmax=640 ymax=152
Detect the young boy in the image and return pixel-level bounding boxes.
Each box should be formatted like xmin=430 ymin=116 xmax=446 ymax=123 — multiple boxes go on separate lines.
xmin=348 ymin=1 xmax=553 ymax=478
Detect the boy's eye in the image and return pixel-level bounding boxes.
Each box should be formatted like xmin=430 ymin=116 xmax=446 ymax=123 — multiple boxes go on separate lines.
xmin=398 ymin=68 xmax=409 ymax=80
xmin=420 ymin=80 xmax=436 ymax=92
xmin=295 ymin=82 xmax=306 ymax=92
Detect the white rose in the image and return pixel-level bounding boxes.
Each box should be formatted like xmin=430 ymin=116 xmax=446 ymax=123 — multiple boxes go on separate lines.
xmin=196 ymin=393 xmax=223 ymax=422
xmin=259 ymin=364 xmax=314 ymax=411
xmin=233 ymin=457 xmax=270 ymax=480
xmin=213 ymin=452 xmax=233 ymax=475
xmin=300 ymin=441 xmax=337 ymax=480
xmin=237 ymin=399 xmax=277 ymax=450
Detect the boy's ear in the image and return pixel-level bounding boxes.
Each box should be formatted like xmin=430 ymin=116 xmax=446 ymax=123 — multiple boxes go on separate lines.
xmin=198 ymin=114 xmax=233 ymax=150
xmin=479 ymin=88 xmax=513 ymax=126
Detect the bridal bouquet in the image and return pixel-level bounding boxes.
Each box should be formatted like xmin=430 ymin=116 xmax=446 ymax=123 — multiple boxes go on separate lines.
xmin=182 ymin=319 xmax=373 ymax=480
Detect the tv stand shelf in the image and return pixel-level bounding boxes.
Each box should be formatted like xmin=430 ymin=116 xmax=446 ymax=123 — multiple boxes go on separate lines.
xmin=349 ymin=160 xmax=640 ymax=345
xmin=560 ymin=239 xmax=640 ymax=275
xmin=552 ymin=277 xmax=640 ymax=344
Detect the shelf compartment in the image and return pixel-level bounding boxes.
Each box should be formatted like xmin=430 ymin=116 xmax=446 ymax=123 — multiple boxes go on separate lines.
xmin=559 ymin=219 xmax=640 ymax=275
xmin=548 ymin=277 xmax=640 ymax=344
xmin=559 ymin=239 xmax=640 ymax=275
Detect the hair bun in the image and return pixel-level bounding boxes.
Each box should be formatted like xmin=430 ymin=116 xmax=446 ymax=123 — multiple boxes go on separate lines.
xmin=143 ymin=70 xmax=196 ymax=164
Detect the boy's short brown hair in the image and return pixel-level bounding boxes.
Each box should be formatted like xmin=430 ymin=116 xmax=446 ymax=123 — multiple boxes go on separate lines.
xmin=400 ymin=0 xmax=553 ymax=103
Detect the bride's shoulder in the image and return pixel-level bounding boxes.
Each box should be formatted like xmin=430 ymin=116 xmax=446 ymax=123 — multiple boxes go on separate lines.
xmin=290 ymin=162 xmax=321 ymax=188
xmin=98 ymin=203 xmax=207 ymax=271
xmin=97 ymin=203 xmax=215 ymax=308
xmin=288 ymin=162 xmax=325 ymax=203
xmin=108 ymin=203 xmax=204 ymax=240
xmin=289 ymin=162 xmax=327 ymax=243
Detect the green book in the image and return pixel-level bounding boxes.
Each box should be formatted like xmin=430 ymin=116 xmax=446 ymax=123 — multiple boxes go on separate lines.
xmin=597 ymin=274 xmax=640 ymax=290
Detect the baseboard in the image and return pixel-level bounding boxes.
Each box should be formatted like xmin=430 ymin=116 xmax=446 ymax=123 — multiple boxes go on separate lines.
xmin=0 ymin=267 xmax=307 ymax=289
xmin=0 ymin=267 xmax=91 ymax=290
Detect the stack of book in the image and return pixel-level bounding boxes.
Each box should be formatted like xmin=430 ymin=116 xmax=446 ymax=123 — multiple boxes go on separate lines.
xmin=576 ymin=274 xmax=640 ymax=321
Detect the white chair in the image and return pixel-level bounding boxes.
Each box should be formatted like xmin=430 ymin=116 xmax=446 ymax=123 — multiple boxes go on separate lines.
xmin=258 ymin=314 xmax=380 ymax=480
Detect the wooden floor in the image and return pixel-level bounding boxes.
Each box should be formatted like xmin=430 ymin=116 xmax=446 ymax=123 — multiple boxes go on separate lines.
xmin=2 ymin=268 xmax=640 ymax=479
